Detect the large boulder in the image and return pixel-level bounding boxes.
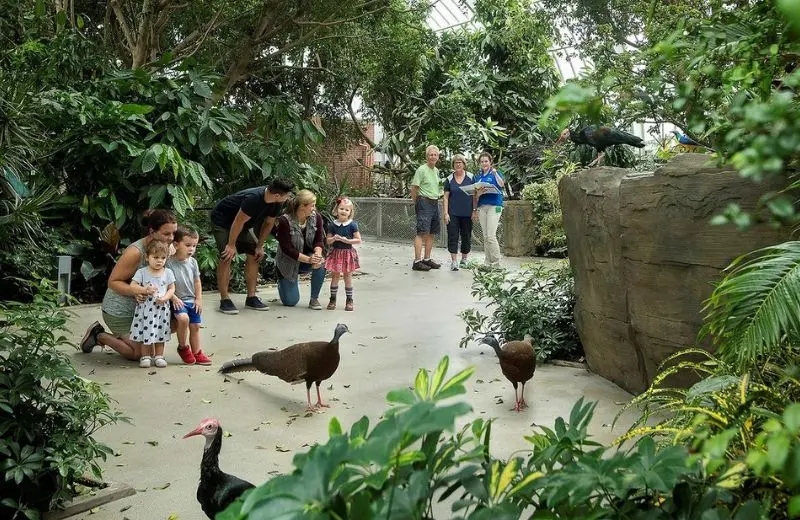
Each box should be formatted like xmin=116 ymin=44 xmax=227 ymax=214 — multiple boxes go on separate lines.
xmin=560 ymin=154 xmax=789 ymax=394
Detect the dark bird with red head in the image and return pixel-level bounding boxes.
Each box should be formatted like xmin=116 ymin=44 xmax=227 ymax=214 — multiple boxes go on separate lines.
xmin=183 ymin=418 xmax=254 ymax=519
xmin=555 ymin=125 xmax=645 ymax=167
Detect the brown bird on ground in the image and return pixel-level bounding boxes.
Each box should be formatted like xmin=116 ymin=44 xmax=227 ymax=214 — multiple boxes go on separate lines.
xmin=480 ymin=334 xmax=536 ymax=412
xmin=218 ymin=323 xmax=350 ymax=411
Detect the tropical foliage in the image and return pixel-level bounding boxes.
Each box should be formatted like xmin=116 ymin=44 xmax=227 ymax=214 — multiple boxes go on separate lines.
xmin=217 ymin=356 xmax=800 ymax=519
xmin=0 ymin=282 xmax=126 ymax=518
xmin=458 ymin=263 xmax=582 ymax=362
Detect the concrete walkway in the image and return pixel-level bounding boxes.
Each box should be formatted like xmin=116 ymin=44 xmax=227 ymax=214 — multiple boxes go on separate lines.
xmin=64 ymin=241 xmax=637 ymax=519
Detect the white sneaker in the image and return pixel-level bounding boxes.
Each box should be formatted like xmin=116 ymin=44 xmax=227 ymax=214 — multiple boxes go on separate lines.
xmin=154 ymin=356 xmax=167 ymax=368
xmin=139 ymin=356 xmax=152 ymax=368
xmin=451 ymin=261 xmax=459 ymax=271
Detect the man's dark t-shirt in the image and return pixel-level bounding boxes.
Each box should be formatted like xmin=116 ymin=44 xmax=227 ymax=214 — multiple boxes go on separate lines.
xmin=210 ymin=187 xmax=283 ymax=232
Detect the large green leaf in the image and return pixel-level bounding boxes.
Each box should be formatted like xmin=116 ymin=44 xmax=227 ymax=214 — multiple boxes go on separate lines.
xmin=700 ymin=241 xmax=800 ymax=369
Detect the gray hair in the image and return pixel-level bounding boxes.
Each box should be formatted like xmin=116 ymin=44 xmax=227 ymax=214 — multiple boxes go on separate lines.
xmin=425 ymin=144 xmax=440 ymax=154
xmin=452 ymin=154 xmax=467 ymax=168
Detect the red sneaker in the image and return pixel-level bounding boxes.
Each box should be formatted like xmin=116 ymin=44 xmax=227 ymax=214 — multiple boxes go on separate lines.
xmin=193 ymin=350 xmax=212 ymax=365
xmin=177 ymin=346 xmax=195 ymax=365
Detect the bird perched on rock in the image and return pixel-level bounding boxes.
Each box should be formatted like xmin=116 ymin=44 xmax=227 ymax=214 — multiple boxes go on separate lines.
xmin=219 ymin=323 xmax=350 ymax=411
xmin=555 ymin=125 xmax=645 ymax=167
xmin=481 ymin=334 xmax=536 ymax=412
xmin=183 ymin=418 xmax=254 ymax=519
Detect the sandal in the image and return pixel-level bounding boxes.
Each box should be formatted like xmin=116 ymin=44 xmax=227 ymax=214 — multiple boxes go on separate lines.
xmin=327 ymin=299 xmax=336 ymax=310
xmin=345 ymin=299 xmax=354 ymax=311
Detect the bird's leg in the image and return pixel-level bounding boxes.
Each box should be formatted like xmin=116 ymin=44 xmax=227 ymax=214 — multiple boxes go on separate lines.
xmin=519 ymin=382 xmax=528 ymax=409
xmin=315 ymin=382 xmax=330 ymax=409
xmin=587 ymin=151 xmax=606 ymax=167
xmin=510 ymin=383 xmax=521 ymax=412
xmin=306 ymin=385 xmax=317 ymax=412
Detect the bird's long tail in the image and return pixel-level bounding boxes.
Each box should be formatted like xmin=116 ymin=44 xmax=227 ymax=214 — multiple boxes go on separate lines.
xmin=219 ymin=357 xmax=257 ymax=375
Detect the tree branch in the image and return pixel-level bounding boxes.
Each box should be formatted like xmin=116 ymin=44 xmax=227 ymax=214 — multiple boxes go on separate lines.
xmin=109 ymin=0 xmax=135 ymax=54
xmin=348 ymin=87 xmax=377 ymax=149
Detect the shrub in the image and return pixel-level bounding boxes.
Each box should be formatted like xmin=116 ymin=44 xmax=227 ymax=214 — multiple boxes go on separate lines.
xmin=0 ymin=282 xmax=126 ymax=518
xmin=458 ymin=263 xmax=582 ymax=362
xmin=220 ymin=356 xmax=792 ymax=519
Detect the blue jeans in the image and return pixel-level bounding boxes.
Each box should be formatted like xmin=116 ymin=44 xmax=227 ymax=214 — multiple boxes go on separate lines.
xmin=278 ymin=263 xmax=326 ymax=306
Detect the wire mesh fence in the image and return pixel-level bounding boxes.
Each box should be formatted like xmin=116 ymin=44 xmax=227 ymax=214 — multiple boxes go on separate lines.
xmin=352 ymin=197 xmax=505 ymax=251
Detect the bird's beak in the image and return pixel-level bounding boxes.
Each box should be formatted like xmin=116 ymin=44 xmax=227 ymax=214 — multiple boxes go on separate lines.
xmin=554 ymin=135 xmax=565 ymax=146
xmin=183 ymin=427 xmax=203 ymax=439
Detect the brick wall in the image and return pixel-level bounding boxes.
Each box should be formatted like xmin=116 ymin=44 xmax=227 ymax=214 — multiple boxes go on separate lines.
xmin=316 ymin=121 xmax=375 ymax=190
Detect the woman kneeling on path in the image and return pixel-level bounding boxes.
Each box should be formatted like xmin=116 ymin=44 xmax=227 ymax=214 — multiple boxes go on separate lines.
xmin=80 ymin=209 xmax=178 ymax=360
xmin=274 ymin=189 xmax=326 ymax=310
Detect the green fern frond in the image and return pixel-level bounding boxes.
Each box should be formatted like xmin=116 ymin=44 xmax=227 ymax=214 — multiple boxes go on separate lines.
xmin=700 ymin=241 xmax=800 ymax=370
xmin=612 ymin=426 xmax=687 ymax=445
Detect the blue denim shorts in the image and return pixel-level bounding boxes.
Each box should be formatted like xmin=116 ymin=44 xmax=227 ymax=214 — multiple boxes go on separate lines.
xmin=172 ymin=301 xmax=202 ymax=324
xmin=415 ymin=197 xmax=441 ymax=235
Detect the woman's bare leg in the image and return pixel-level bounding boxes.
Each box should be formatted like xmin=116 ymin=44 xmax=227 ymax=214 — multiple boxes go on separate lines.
xmin=97 ymin=332 xmax=141 ymax=361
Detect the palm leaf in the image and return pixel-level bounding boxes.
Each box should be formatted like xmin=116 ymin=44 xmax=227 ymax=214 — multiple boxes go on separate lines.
xmin=700 ymin=241 xmax=800 ymax=370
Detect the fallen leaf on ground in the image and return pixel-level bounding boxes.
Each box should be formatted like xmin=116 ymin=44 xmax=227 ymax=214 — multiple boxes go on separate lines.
xmin=275 ymin=445 xmax=290 ymax=452
xmin=148 ymin=371 xmax=157 ymax=375
xmin=146 ymin=440 xmax=159 ymax=447
xmin=185 ymin=388 xmax=191 ymax=393
xmin=174 ymin=422 xmax=183 ymax=426
xmin=122 ymin=441 xmax=135 ymax=445
xmin=373 ymin=336 xmax=387 ymax=339
xmin=476 ymin=379 xmax=485 ymax=384
xmin=232 ymin=335 xmax=243 ymax=339
xmin=280 ymin=406 xmax=288 ymax=412
xmin=343 ymin=384 xmax=351 ymax=388
xmin=154 ymin=482 xmax=171 ymax=490
xmin=116 ymin=463 xmax=125 ymax=467
xmin=201 ymin=399 xmax=211 ymax=404
xmin=120 ymin=505 xmax=131 ymax=512
xmin=303 ymin=412 xmax=314 ymax=418
xmin=268 ymin=470 xmax=280 ymax=475
xmin=223 ymin=431 xmax=232 ymax=437
xmin=89 ymin=507 xmax=100 ymax=514
xmin=168 ymin=514 xmax=180 ymax=520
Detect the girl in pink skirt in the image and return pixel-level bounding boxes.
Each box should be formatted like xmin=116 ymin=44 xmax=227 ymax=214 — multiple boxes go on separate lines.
xmin=325 ymin=198 xmax=362 ymax=311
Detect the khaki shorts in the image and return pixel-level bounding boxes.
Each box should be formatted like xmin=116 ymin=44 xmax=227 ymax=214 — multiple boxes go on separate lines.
xmin=212 ymin=225 xmax=258 ymax=256
xmin=102 ymin=311 xmax=133 ymax=337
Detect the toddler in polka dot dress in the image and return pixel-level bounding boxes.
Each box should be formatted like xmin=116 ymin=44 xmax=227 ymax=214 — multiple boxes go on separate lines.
xmin=129 ymin=240 xmax=176 ymax=368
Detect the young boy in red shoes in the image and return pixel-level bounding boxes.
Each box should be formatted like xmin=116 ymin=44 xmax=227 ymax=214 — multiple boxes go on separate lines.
xmin=168 ymin=225 xmax=212 ymax=365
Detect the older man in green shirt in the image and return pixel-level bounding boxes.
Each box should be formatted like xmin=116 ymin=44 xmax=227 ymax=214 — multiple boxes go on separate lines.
xmin=410 ymin=144 xmax=443 ymax=271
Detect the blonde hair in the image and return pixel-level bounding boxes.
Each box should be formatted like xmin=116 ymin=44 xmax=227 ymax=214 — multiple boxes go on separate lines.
xmin=285 ymin=189 xmax=317 ymax=217
xmin=334 ymin=197 xmax=356 ymax=220
xmin=425 ymin=144 xmax=440 ymax=155
xmin=452 ymin=154 xmax=467 ymax=168
xmin=145 ymin=240 xmax=169 ymax=257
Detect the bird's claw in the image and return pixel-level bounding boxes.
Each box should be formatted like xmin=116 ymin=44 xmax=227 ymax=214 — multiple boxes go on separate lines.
xmin=316 ymin=402 xmax=330 ymax=409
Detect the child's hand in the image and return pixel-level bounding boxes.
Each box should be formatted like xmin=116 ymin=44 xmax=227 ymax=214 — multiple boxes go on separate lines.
xmin=147 ymin=285 xmax=158 ymax=295
xmin=195 ymin=299 xmax=203 ymax=315
xmin=155 ymin=296 xmax=168 ymax=305
xmin=171 ymin=296 xmax=184 ymax=310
